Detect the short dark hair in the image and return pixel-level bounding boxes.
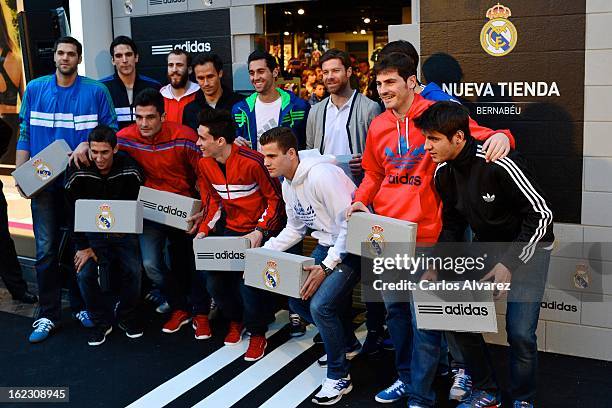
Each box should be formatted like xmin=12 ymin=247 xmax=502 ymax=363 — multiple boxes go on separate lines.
xmin=133 ymin=88 xmax=164 ymax=115
xmin=88 ymin=125 xmax=117 ymax=148
xmin=380 ymin=40 xmax=419 ymax=67
xmin=53 ymin=36 xmax=82 ymax=57
xmin=374 ymin=52 xmax=417 ymax=81
xmin=110 ymin=35 xmax=138 ymax=57
xmin=319 ymin=49 xmax=350 ymax=70
xmin=413 ymin=101 xmax=472 ymax=141
xmin=192 ymin=52 xmax=223 ymax=72
xmin=247 ymin=50 xmax=278 ymax=71
xmin=197 ymin=108 xmax=236 ymax=144
xmin=168 ymin=48 xmax=192 ymax=66
xmin=259 ymin=127 xmax=298 ymax=154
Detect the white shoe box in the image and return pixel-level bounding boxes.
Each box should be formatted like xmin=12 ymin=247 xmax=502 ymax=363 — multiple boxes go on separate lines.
xmin=346 ymin=212 xmax=417 ymax=258
xmin=138 ymin=186 xmax=202 ymax=231
xmin=193 ymin=236 xmax=250 ymax=271
xmin=74 ymin=200 xmax=143 ymax=233
xmin=244 ymin=247 xmax=314 ymax=298
xmin=12 ymin=139 xmax=72 ymax=197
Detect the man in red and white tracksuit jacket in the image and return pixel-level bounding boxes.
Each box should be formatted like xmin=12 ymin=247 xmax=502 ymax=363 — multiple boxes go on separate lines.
xmin=117 ymin=88 xmax=212 ymax=337
xmin=194 ymin=108 xmax=286 ymax=361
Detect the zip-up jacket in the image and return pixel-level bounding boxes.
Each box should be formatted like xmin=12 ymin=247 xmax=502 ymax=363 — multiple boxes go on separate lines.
xmin=264 ymin=149 xmax=356 ymax=270
xmin=17 ymin=75 xmax=117 ymax=156
xmin=99 ymin=72 xmax=161 ymax=129
xmin=116 ymin=121 xmax=201 ymax=198
xmin=354 ymin=93 xmax=516 ymax=243
xmin=160 ymin=81 xmax=199 ymax=124
xmin=182 ymin=88 xmax=244 ymax=132
xmin=231 ymin=88 xmax=310 ymax=150
xmin=197 ymin=144 xmax=285 ymax=235
xmin=306 ymin=92 xmax=381 ymax=154
xmin=64 ymin=151 xmax=144 ymax=250
xmin=434 ymin=137 xmax=554 ymax=271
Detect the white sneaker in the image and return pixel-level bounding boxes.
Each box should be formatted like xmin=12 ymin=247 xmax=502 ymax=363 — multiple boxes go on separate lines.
xmin=312 ymin=375 xmax=353 ymax=405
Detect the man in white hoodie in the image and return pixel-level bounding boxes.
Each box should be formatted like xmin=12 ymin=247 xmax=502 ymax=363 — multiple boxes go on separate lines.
xmin=260 ymin=127 xmax=360 ymax=406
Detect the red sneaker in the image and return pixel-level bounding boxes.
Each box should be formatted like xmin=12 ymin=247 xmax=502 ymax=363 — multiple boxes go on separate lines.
xmin=162 ymin=310 xmax=191 ymax=333
xmin=224 ymin=321 xmax=244 ymax=345
xmin=244 ymin=335 xmax=267 ymax=361
xmin=193 ymin=314 xmax=211 ymax=340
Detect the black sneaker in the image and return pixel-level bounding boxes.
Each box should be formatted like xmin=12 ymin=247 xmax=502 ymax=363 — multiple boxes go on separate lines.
xmin=118 ymin=319 xmax=144 ymax=339
xmin=88 ymin=325 xmax=112 ymax=346
xmin=360 ymin=330 xmax=385 ymax=356
xmin=313 ymin=332 xmax=323 ymax=344
xmin=289 ymin=313 xmax=306 ymax=337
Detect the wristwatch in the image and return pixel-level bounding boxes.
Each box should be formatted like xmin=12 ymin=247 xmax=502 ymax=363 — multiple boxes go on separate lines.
xmin=322 ymin=264 xmax=334 ymax=277
xmin=255 ymin=226 xmax=270 ymax=239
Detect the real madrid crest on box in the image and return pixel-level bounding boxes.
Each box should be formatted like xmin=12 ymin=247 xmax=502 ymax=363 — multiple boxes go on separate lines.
xmin=33 ymin=158 xmax=53 ymax=181
xmin=96 ymin=204 xmax=115 ymax=231
xmin=573 ymin=263 xmax=590 ymax=289
xmin=263 ymin=260 xmax=280 ymax=289
xmin=480 ymin=3 xmax=517 ymax=57
xmin=368 ymin=225 xmax=386 ymax=257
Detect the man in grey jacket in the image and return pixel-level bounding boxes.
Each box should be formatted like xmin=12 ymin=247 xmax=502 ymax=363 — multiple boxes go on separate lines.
xmin=306 ymin=49 xmax=381 ymax=180
xmin=305 ymin=48 xmax=385 ymax=356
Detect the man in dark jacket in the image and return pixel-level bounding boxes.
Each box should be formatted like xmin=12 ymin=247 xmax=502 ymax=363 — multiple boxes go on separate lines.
xmin=100 ymin=36 xmax=161 ymax=129
xmin=64 ymin=125 xmax=145 ymax=346
xmin=415 ymin=101 xmax=554 ymax=408
xmin=0 ymin=117 xmax=37 ymax=303
xmin=182 ymin=52 xmax=244 ymax=132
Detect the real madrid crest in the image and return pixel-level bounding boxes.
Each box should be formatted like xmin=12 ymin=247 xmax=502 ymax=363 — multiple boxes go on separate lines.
xmin=32 ymin=158 xmax=53 ymax=181
xmin=480 ymin=3 xmax=517 ymax=57
xmin=96 ymin=204 xmax=115 ymax=231
xmin=367 ymin=225 xmax=385 ymax=257
xmin=263 ymin=260 xmax=280 ymax=289
xmin=573 ymin=263 xmax=590 ymax=289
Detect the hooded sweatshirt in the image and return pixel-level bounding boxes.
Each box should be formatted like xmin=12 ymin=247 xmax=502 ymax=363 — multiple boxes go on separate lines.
xmin=354 ymin=93 xmax=515 ymax=243
xmin=264 ymin=149 xmax=356 ymax=270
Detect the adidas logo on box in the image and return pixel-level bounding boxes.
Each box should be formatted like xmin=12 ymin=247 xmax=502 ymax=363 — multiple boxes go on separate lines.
xmin=138 ymin=186 xmax=202 ymax=231
xmin=193 ymin=237 xmax=250 ymax=271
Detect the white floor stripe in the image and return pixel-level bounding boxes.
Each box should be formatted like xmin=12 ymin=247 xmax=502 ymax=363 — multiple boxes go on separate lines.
xmin=260 ymin=324 xmax=368 ymax=408
xmin=192 ymin=326 xmax=320 ymax=408
xmin=125 ymin=310 xmax=289 ymax=408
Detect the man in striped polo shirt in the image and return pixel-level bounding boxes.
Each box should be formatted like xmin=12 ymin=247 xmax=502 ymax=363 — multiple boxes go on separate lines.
xmin=16 ymin=36 xmax=118 ymax=343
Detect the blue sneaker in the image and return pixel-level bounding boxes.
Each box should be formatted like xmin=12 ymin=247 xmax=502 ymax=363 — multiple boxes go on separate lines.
xmin=29 ymin=318 xmax=56 ymax=343
xmin=312 ymin=375 xmax=353 ymax=405
xmin=513 ymin=401 xmax=534 ymax=408
xmin=449 ymin=368 xmax=472 ymax=401
xmin=457 ymin=390 xmax=501 ymax=407
xmin=374 ymin=378 xmax=409 ymax=403
xmin=74 ymin=310 xmax=95 ymax=328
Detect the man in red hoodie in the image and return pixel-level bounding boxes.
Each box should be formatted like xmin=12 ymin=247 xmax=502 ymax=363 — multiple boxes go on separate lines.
xmin=117 ymin=88 xmax=211 ymax=337
xmin=193 ymin=108 xmax=286 ymax=361
xmin=347 ymin=53 xmax=515 ymax=407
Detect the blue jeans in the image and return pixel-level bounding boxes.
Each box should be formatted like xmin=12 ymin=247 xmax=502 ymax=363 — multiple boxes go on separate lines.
xmin=77 ymin=234 xmax=141 ymax=326
xmin=31 ymin=186 xmax=83 ymax=321
xmin=447 ymin=248 xmax=550 ymax=402
xmin=139 ymin=220 xmax=209 ymax=314
xmin=288 ymin=244 xmax=360 ymax=379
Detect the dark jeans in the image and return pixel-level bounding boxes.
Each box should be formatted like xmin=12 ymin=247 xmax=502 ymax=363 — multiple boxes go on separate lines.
xmin=289 ymin=244 xmax=360 ymax=379
xmin=447 ymin=248 xmax=551 ymax=402
xmin=76 ymin=234 xmax=141 ymax=326
xmin=31 ymin=186 xmax=83 ymax=321
xmin=0 ymin=182 xmax=28 ymax=297
xmin=139 ymin=220 xmax=209 ymax=314
xmin=203 ymin=228 xmax=245 ymax=322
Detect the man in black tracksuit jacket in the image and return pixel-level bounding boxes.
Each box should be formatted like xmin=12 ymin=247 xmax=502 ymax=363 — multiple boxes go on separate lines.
xmin=64 ymin=125 xmax=145 ymax=346
xmin=414 ymin=101 xmax=554 ymax=407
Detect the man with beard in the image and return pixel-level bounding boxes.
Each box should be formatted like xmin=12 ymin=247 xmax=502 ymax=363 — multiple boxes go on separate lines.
xmin=160 ymin=49 xmax=199 ymax=123
xmin=232 ymin=50 xmax=309 ymax=151
xmin=16 ymin=36 xmax=117 ymax=343
xmin=182 ymin=52 xmax=244 ymax=132
xmin=101 ymin=36 xmax=161 ymax=129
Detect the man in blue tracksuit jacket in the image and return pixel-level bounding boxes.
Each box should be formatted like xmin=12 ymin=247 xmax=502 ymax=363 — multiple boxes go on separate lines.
xmin=231 ymin=50 xmax=309 ymax=151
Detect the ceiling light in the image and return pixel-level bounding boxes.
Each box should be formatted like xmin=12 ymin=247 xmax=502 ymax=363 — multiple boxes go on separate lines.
xmin=352 ymin=30 xmax=358 ymax=35
xmin=360 ymin=29 xmax=366 ymax=35
xmin=284 ymin=31 xmax=290 ymax=36
xmin=317 ymin=24 xmax=323 ymax=29
xmin=297 ymin=8 xmax=305 ymax=15
xmin=363 ymin=17 xmax=370 ymax=24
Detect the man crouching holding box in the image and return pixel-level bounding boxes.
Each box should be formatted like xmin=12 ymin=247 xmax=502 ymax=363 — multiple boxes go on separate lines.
xmin=259 ymin=127 xmax=360 ymax=406
xmin=64 ymin=125 xmax=145 ymax=346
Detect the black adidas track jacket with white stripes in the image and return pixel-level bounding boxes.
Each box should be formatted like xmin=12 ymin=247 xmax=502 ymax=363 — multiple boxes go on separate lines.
xmin=434 ymin=137 xmax=554 ymax=271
